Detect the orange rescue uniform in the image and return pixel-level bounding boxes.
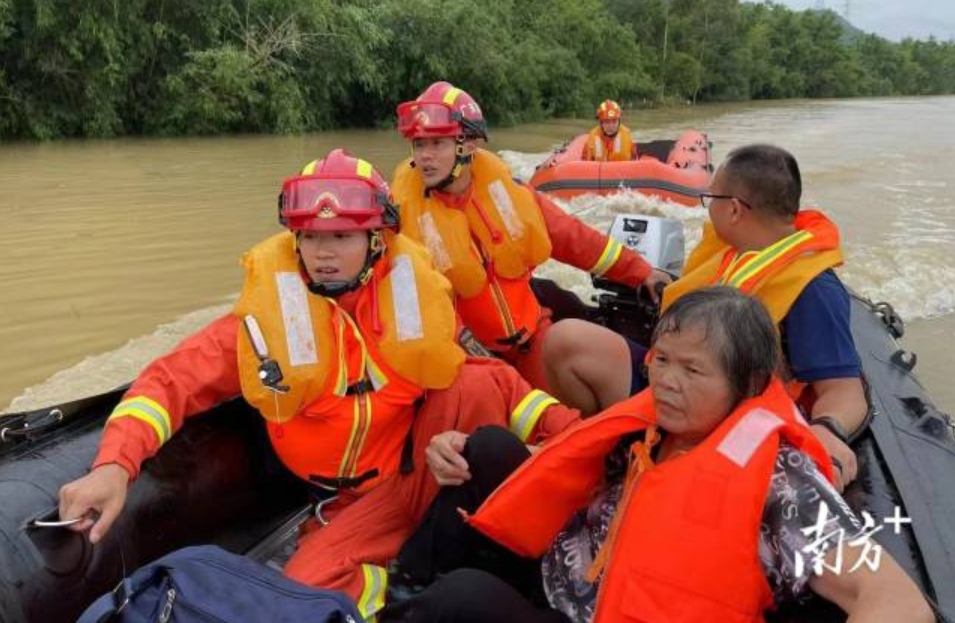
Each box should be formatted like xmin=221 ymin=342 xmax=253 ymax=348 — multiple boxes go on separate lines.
xmin=94 ymin=234 xmax=581 ymax=620
xmin=392 ymin=149 xmax=652 ymax=389
xmin=469 ymin=379 xmax=834 ymax=623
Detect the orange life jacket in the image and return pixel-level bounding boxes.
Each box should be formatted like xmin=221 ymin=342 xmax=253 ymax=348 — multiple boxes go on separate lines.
xmin=392 ymin=149 xmax=553 ymax=350
xmin=662 ymin=210 xmax=843 ymax=323
xmin=233 ymin=231 xmax=465 ymax=491
xmin=469 ymin=379 xmax=834 ymax=623
xmin=583 ymin=125 xmax=634 ymax=162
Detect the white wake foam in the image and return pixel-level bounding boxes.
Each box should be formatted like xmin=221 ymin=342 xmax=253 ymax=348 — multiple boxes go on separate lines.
xmin=3 ymin=300 xmax=235 ymax=414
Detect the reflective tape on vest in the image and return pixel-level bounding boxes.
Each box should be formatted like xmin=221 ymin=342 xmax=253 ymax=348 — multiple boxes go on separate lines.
xmin=589 ymin=238 xmax=624 ymax=277
xmin=718 ymin=229 xmax=814 ymax=290
xmin=275 ymin=271 xmax=319 ymax=366
xmin=337 ymin=305 xmax=390 ymax=392
xmin=717 ymin=408 xmax=785 ymax=467
xmin=108 ymin=396 xmax=172 ymax=446
xmin=488 ymin=180 xmax=526 ymax=241
xmin=358 ymin=563 xmax=387 ymax=620
xmin=416 ymin=212 xmax=452 ymax=272
xmin=333 ymin=313 xmax=349 ymax=397
xmin=390 ymin=254 xmax=425 ymax=342
xmin=510 ymin=389 xmax=559 ymax=442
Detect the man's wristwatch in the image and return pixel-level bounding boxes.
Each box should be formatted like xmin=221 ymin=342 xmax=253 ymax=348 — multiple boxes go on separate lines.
xmin=811 ymin=415 xmax=851 ymax=445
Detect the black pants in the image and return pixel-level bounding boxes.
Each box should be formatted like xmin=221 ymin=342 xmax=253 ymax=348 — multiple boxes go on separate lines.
xmin=381 ymin=426 xmax=568 ymax=623
xmin=382 ymin=568 xmax=571 ymax=623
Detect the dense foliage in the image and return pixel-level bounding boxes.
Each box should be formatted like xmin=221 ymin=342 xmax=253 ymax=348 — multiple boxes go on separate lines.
xmin=0 ymin=0 xmax=952 ymax=139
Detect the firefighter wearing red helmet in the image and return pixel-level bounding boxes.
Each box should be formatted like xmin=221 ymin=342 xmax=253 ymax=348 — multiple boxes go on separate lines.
xmin=58 ymin=149 xmax=582 ymax=620
xmin=582 ymin=99 xmax=637 ymax=162
xmin=392 ymin=82 xmax=670 ymax=389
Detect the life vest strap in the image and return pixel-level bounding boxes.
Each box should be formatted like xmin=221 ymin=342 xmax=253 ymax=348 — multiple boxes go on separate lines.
xmin=346 ymin=379 xmax=376 ymax=395
xmin=495 ymin=326 xmax=530 ymax=347
xmin=308 ymin=468 xmax=380 ymax=491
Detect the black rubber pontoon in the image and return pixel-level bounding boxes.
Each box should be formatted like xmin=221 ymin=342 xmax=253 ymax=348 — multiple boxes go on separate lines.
xmin=0 ymin=289 xmax=952 ymax=622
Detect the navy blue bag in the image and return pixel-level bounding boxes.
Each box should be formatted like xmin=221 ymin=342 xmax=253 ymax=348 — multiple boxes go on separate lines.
xmin=77 ymin=545 xmax=362 ymax=623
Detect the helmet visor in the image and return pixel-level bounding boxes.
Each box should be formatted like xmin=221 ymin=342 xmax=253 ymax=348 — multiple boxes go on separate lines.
xmin=396 ymin=101 xmax=460 ymax=138
xmin=281 ymin=177 xmax=381 ymax=220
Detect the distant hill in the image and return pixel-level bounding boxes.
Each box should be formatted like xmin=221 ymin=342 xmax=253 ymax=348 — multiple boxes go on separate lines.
xmin=812 ymin=8 xmax=867 ymax=43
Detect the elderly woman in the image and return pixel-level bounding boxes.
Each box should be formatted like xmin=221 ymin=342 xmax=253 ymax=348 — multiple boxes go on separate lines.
xmin=382 ymin=287 xmax=933 ymax=623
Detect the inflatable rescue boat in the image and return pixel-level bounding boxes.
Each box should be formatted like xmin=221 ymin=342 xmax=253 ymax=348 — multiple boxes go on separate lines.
xmin=529 ymin=131 xmax=713 ymax=205
xmin=1 ymin=215 xmax=953 ymax=623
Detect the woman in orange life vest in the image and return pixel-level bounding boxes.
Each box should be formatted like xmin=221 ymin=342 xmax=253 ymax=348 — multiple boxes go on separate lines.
xmin=581 ymin=99 xmax=637 ymax=162
xmin=57 ymin=150 xmax=581 ymax=620
xmin=543 ymin=144 xmax=867 ymax=493
xmin=391 ymin=82 xmax=671 ymax=390
xmin=380 ymin=288 xmax=933 ymax=623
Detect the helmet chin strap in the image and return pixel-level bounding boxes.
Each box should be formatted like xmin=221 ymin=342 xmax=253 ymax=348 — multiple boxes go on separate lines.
xmin=429 ymin=136 xmax=473 ymax=193
xmin=300 ymin=231 xmax=386 ymax=298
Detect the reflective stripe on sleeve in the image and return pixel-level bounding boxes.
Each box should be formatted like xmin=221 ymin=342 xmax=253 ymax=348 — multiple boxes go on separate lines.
xmin=357 ymin=563 xmax=387 ymax=620
xmin=510 ymin=389 xmax=559 ymax=442
xmin=589 ymin=238 xmax=624 ymax=277
xmin=107 ymin=396 xmax=172 ymax=446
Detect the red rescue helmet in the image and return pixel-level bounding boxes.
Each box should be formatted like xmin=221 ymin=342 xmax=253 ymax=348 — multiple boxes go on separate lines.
xmin=596 ymin=100 xmax=622 ymax=122
xmin=278 ymin=149 xmax=399 ymax=232
xmin=397 ymin=81 xmax=488 ymax=141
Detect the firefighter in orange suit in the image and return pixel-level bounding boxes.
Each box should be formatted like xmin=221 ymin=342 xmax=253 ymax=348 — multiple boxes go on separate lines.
xmin=581 ymin=100 xmax=636 ymax=162
xmin=391 ymin=82 xmax=670 ymax=389
xmin=58 ymin=150 xmax=581 ymax=621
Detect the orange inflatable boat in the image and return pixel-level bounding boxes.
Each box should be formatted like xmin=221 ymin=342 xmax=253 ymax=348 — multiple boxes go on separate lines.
xmin=529 ymin=130 xmax=713 ymax=206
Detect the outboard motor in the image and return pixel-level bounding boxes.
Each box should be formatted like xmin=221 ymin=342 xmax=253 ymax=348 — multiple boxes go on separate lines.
xmin=604 ymin=214 xmax=685 ymax=276
xmin=592 ymin=214 xmax=685 ymax=345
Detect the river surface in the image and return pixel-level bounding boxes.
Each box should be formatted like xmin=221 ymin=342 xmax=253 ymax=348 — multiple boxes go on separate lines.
xmin=2 ymin=96 xmax=953 ymax=415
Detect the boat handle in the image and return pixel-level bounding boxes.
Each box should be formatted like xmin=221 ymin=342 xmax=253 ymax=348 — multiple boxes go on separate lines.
xmin=890 ymin=349 xmax=917 ymax=372
xmin=30 ymin=516 xmax=85 ymax=529
xmin=0 ymin=408 xmax=64 ymax=443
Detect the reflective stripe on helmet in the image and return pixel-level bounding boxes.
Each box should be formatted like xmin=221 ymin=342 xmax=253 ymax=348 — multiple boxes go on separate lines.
xmin=442 ymin=86 xmax=462 ymax=105
xmin=356 ymin=159 xmax=373 ymax=179
xmin=301 ymin=159 xmax=319 ymax=175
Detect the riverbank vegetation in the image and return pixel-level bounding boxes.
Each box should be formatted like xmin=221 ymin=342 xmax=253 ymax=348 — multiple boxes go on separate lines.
xmin=1 ymin=0 xmax=953 ymax=139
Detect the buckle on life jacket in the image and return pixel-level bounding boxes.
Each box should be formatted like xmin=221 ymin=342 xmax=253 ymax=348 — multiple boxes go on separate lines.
xmin=258 ymin=359 xmax=290 ymax=394
xmin=496 ymin=327 xmax=530 ymax=349
xmin=345 ymin=379 xmax=375 ymax=395
xmin=308 ymin=468 xmax=380 ymax=492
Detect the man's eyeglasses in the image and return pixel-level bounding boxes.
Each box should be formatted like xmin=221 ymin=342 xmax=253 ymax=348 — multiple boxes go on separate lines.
xmin=698 ymin=193 xmax=753 ymax=210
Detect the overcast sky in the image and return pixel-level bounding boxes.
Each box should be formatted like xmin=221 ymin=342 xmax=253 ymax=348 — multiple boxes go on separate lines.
xmin=744 ymin=0 xmax=955 ymax=42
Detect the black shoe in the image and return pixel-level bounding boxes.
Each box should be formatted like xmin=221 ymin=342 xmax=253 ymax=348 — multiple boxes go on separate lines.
xmin=385 ymin=560 xmax=430 ymax=604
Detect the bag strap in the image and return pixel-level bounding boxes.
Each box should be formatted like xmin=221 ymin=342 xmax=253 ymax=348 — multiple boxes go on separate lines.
xmin=79 ymin=566 xmax=165 ymax=623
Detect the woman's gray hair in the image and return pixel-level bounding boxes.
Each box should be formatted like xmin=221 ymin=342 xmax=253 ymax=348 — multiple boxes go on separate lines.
xmin=651 ymin=287 xmax=782 ymax=405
